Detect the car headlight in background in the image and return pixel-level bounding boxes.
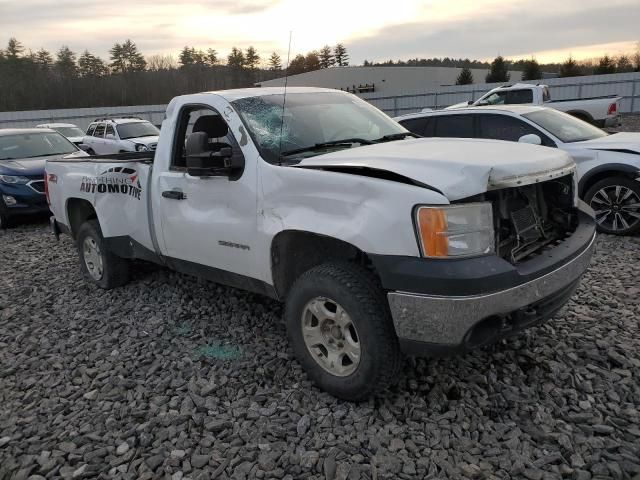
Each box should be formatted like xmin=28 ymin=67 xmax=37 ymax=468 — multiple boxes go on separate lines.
xmin=0 ymin=175 xmax=30 ymax=184
xmin=415 ymin=203 xmax=495 ymax=258
xmin=135 ymin=144 xmax=149 ymax=152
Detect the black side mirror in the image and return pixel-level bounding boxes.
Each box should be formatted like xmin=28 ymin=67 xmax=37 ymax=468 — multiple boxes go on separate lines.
xmin=186 ymin=132 xmax=244 ymax=179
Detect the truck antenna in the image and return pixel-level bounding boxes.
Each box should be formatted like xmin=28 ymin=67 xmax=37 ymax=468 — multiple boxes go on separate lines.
xmin=278 ymin=31 xmax=293 ymax=166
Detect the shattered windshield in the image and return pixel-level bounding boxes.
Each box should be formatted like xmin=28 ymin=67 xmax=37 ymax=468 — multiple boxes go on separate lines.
xmin=231 ymin=92 xmax=407 ymax=163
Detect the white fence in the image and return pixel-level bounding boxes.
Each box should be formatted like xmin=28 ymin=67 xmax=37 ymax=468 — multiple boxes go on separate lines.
xmin=0 ymin=104 xmax=167 ymax=130
xmin=1 ymin=71 xmax=639 ymax=129
xmin=361 ymin=71 xmax=640 ymax=117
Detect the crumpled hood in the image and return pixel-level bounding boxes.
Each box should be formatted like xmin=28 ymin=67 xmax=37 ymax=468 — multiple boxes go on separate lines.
xmin=571 ymin=132 xmax=640 ymax=154
xmin=124 ymin=136 xmax=159 ymax=146
xmin=1 ymin=150 xmax=87 ymax=176
xmin=297 ymin=138 xmax=575 ymax=201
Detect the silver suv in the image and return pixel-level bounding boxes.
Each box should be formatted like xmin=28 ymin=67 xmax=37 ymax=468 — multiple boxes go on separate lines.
xmin=83 ymin=117 xmax=160 ymax=155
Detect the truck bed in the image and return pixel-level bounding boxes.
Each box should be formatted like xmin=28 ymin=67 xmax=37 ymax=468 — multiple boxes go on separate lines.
xmin=548 ymin=94 xmax=619 ymax=104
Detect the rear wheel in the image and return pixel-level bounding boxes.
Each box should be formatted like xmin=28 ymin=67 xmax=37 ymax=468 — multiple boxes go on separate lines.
xmin=76 ymin=220 xmax=130 ymax=288
xmin=285 ymin=262 xmax=402 ymax=401
xmin=585 ymin=177 xmax=640 ymax=235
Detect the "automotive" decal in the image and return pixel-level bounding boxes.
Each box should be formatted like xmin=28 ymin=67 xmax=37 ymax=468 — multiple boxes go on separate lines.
xmin=80 ymin=167 xmax=142 ymax=200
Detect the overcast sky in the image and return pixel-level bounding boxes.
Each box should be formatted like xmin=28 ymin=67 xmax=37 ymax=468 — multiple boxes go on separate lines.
xmin=1 ymin=0 xmax=639 ymax=64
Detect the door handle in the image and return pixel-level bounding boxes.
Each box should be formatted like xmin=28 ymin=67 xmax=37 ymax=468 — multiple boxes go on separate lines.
xmin=162 ymin=190 xmax=186 ymax=200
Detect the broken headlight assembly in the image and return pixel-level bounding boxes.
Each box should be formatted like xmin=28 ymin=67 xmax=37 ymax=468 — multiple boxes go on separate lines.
xmin=414 ymin=203 xmax=495 ymax=258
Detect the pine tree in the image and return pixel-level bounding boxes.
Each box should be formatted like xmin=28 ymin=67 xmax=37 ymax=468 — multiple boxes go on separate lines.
xmin=268 ymin=52 xmax=282 ymax=71
xmin=206 ymin=49 xmax=218 ymax=66
xmin=227 ymin=47 xmax=246 ymax=68
xmin=179 ymin=46 xmax=195 ymax=67
xmin=319 ymin=45 xmax=334 ymax=68
xmin=522 ymin=58 xmax=542 ymax=81
xmin=333 ymin=44 xmax=349 ymax=67
xmin=56 ymin=46 xmax=77 ymax=77
xmin=559 ymin=56 xmax=582 ymax=77
xmin=5 ymin=38 xmax=24 ymax=59
xmin=34 ymin=48 xmax=53 ymax=69
xmin=110 ymin=39 xmax=146 ymax=73
xmin=595 ymin=55 xmax=616 ymax=75
xmin=456 ymin=67 xmax=474 ymax=85
xmin=78 ymin=50 xmax=107 ymax=77
xmin=287 ymin=54 xmax=306 ymax=75
xmin=305 ymin=51 xmax=321 ymax=71
xmin=245 ymin=46 xmax=260 ymax=70
xmin=485 ymin=56 xmax=510 ymax=83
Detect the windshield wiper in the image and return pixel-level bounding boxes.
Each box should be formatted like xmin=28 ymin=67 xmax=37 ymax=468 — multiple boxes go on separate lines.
xmin=281 ymin=138 xmax=373 ymax=157
xmin=373 ymin=132 xmax=420 ymax=142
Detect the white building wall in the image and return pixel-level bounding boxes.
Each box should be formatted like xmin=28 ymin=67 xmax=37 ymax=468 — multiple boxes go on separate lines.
xmin=257 ymin=66 xmax=523 ymax=96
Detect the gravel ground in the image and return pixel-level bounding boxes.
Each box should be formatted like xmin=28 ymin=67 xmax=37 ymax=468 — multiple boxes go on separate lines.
xmin=1 ymin=221 xmax=639 ymax=480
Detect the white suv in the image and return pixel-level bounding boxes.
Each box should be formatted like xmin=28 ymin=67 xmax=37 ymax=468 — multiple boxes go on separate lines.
xmin=83 ymin=117 xmax=160 ymax=155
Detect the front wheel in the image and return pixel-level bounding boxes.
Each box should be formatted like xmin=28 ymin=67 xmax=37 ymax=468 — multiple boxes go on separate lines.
xmin=76 ymin=220 xmax=130 ymax=289
xmin=584 ymin=177 xmax=640 ymax=235
xmin=0 ymin=212 xmax=10 ymax=229
xmin=285 ymin=262 xmax=402 ymax=401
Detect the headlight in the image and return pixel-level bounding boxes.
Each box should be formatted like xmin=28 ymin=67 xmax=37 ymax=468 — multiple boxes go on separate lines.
xmin=415 ymin=202 xmax=495 ymax=258
xmin=135 ymin=144 xmax=149 ymax=152
xmin=0 ymin=175 xmax=30 ymax=184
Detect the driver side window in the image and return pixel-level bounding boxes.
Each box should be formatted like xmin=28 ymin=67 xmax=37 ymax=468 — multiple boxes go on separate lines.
xmin=171 ymin=105 xmax=242 ymax=170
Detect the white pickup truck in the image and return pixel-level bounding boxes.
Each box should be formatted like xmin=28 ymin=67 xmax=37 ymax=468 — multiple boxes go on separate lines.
xmin=447 ymin=83 xmax=621 ymax=128
xmin=45 ymin=87 xmax=596 ymax=400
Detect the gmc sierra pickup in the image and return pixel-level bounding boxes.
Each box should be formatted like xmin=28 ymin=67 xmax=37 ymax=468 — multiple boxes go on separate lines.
xmin=46 ymin=87 xmax=596 ymax=400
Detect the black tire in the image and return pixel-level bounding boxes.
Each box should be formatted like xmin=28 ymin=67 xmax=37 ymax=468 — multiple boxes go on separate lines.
xmin=76 ymin=220 xmax=130 ymax=289
xmin=584 ymin=176 xmax=640 ymax=235
xmin=285 ymin=262 xmax=402 ymax=401
xmin=0 ymin=212 xmax=10 ymax=229
xmin=0 ymin=200 xmax=11 ymax=229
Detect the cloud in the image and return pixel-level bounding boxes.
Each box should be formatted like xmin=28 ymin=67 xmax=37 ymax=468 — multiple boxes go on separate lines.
xmin=1 ymin=0 xmax=638 ymax=64
xmin=346 ymin=0 xmax=640 ymax=62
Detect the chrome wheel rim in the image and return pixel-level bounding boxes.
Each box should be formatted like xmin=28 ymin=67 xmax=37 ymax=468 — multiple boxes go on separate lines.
xmin=590 ymin=185 xmax=640 ymax=232
xmin=301 ymin=297 xmax=361 ymax=377
xmin=83 ymin=237 xmax=104 ymax=280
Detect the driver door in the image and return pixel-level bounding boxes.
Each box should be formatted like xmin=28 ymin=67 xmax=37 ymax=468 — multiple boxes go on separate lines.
xmin=156 ymin=104 xmax=260 ymax=281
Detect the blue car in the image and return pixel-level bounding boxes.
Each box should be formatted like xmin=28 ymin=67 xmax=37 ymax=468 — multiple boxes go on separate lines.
xmin=0 ymin=128 xmax=88 ymax=228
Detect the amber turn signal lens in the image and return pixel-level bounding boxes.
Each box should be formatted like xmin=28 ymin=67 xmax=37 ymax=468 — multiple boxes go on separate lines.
xmin=417 ymin=207 xmax=448 ymax=257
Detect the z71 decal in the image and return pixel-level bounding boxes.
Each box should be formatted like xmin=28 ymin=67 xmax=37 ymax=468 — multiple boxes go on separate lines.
xmin=80 ymin=167 xmax=142 ymax=200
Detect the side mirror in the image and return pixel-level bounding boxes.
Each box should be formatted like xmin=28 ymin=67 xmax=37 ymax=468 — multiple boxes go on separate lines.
xmin=78 ymin=143 xmax=91 ymax=152
xmin=186 ymin=131 xmax=244 ymax=178
xmin=467 ymin=101 xmax=473 ymax=105
xmin=518 ymin=134 xmax=542 ymax=145
xmin=105 ymin=133 xmax=116 ymax=140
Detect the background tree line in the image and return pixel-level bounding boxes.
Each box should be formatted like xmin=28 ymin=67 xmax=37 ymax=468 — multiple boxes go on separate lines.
xmin=0 ymin=38 xmax=350 ymax=111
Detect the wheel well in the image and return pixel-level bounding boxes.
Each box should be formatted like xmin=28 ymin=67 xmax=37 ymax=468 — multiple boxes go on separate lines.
xmin=579 ymin=168 xmax=640 ymax=197
xmin=271 ymin=231 xmax=371 ymax=300
xmin=66 ymin=198 xmax=97 ymax=239
xmin=567 ymin=110 xmax=593 ymax=123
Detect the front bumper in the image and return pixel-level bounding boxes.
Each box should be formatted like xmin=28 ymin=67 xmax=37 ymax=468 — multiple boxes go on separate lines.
xmin=376 ymin=207 xmax=596 ymax=356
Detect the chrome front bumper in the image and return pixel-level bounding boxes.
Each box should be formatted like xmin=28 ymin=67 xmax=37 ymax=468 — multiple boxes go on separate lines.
xmin=387 ymin=232 xmax=596 ymax=348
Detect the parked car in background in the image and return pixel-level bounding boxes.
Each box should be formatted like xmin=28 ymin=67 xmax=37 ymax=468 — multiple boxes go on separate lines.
xmin=47 ymin=87 xmax=596 ymax=399
xmin=395 ymin=105 xmax=640 ymax=235
xmin=446 ymin=83 xmax=621 ymax=127
xmin=82 ymin=117 xmax=160 ymax=155
xmin=36 ymin=123 xmax=86 ymax=146
xmin=0 ymin=128 xmax=88 ymax=228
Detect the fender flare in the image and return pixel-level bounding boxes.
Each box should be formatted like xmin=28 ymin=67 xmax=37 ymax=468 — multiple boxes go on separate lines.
xmin=578 ymin=163 xmax=640 ymax=197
